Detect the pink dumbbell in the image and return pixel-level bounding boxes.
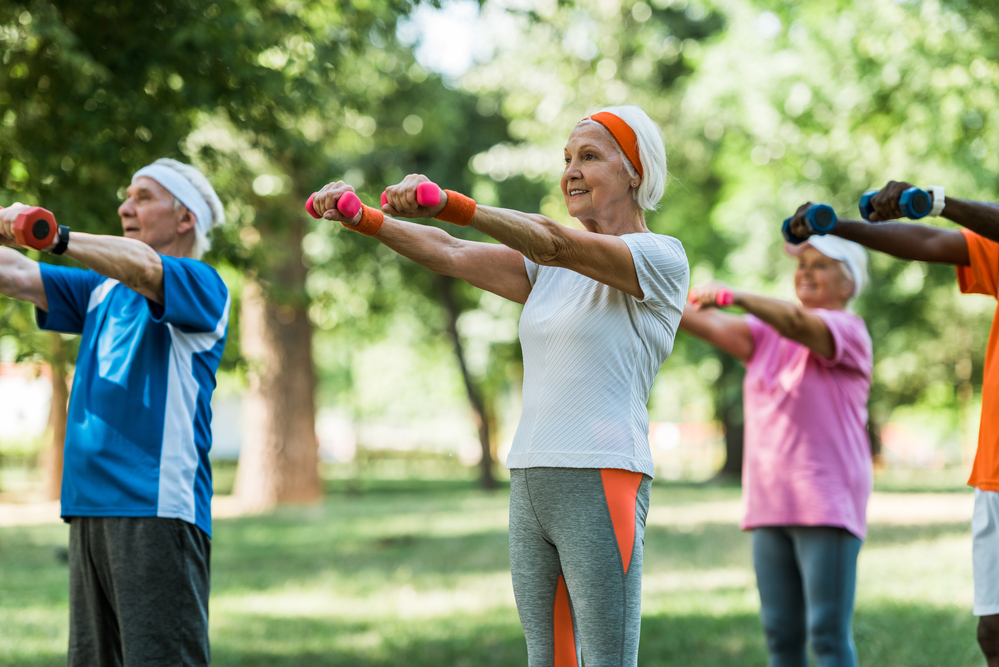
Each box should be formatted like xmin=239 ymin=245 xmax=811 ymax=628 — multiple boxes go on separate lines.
xmin=379 ymin=182 xmax=442 ymax=210
xmin=687 ymin=289 xmax=734 ymax=307
xmin=416 ymin=182 xmax=440 ymax=207
xmin=305 ymin=191 xmax=362 ymax=219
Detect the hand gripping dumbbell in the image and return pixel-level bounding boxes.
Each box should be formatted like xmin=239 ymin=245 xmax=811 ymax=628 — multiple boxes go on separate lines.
xmin=305 ymin=191 xmax=362 ymax=219
xmin=687 ymin=289 xmax=734 ymax=307
xmin=0 ymin=206 xmax=58 ymax=250
xmin=379 ymin=182 xmax=441 ymax=209
xmin=859 ymin=187 xmax=932 ymax=221
xmin=782 ymin=204 xmax=837 ymax=245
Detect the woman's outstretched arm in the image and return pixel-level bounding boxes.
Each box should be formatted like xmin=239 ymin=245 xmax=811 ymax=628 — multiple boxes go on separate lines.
xmin=679 ymin=286 xmax=754 ymax=362
xmin=378 ymin=175 xmax=647 ymax=299
xmin=312 ymin=181 xmax=532 ymax=304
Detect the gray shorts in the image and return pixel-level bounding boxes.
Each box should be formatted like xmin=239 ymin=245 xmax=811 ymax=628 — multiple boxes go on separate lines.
xmin=974 ymin=489 xmax=999 ymax=616
xmin=509 ymin=467 xmax=651 ymax=667
xmin=68 ymin=516 xmax=211 ymax=667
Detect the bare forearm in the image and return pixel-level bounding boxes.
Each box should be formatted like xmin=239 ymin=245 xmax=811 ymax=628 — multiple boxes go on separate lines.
xmin=734 ymin=292 xmax=809 ymax=341
xmin=942 ymin=198 xmax=999 ymax=244
xmin=374 ymin=217 xmax=462 ymax=275
xmin=679 ymin=305 xmax=753 ymax=361
xmin=832 ymin=219 xmax=969 ymax=265
xmin=62 ymin=233 xmax=165 ymax=303
xmin=0 ymin=247 xmax=46 ymax=309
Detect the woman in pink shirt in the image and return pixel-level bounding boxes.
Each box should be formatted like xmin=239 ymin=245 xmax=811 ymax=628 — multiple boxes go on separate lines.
xmin=680 ymin=235 xmax=873 ymax=667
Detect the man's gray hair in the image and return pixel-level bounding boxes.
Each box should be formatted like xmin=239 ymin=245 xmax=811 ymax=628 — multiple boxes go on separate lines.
xmin=154 ymin=158 xmax=225 ymax=260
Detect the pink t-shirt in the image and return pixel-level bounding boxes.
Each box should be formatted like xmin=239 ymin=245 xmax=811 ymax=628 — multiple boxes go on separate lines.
xmin=741 ymin=309 xmax=874 ymax=539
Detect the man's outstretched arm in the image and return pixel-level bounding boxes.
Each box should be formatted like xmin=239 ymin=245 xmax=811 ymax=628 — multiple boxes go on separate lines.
xmin=0 ymin=248 xmax=46 ymax=310
xmin=831 ymin=219 xmax=969 ymax=266
xmin=787 ymin=201 xmax=969 ymax=266
xmin=0 ymin=205 xmax=165 ymax=304
xmin=863 ymin=179 xmax=998 ymax=254
xmin=939 ymin=198 xmax=999 ymax=246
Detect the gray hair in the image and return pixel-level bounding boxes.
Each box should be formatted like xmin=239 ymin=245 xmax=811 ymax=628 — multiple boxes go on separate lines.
xmin=579 ymin=105 xmax=668 ymax=211
xmin=155 ymin=158 xmax=224 ymax=260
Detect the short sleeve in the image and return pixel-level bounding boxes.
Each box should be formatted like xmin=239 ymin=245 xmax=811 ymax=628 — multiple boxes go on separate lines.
xmin=621 ymin=233 xmax=689 ymax=312
xmin=813 ymin=309 xmax=873 ymax=376
xmin=35 ymin=265 xmax=106 ymax=334
xmin=743 ymin=314 xmax=774 ymax=367
xmin=957 ymin=229 xmax=999 ymax=297
xmin=149 ymin=256 xmax=230 ymax=333
xmin=522 ymin=255 xmax=540 ymax=286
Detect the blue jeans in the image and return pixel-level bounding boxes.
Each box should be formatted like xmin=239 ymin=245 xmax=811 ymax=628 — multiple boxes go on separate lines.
xmin=752 ymin=526 xmax=863 ymax=667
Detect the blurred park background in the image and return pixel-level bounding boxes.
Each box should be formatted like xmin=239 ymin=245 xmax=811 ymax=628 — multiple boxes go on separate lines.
xmin=1 ymin=0 xmax=997 ymax=664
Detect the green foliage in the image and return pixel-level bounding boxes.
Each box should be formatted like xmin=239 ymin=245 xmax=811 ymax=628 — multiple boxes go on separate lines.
xmin=3 ymin=0 xmax=999 ymax=451
xmin=675 ymin=0 xmax=998 ymax=428
xmin=456 ymin=0 xmax=999 ymax=437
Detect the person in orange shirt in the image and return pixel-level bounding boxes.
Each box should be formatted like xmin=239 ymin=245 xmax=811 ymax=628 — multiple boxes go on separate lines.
xmin=786 ymin=181 xmax=999 ymax=666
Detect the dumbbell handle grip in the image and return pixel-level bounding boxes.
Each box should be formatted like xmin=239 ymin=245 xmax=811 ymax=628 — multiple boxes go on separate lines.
xmin=305 ymin=191 xmax=362 ymax=219
xmin=379 ymin=182 xmax=443 ymax=210
xmin=688 ymin=289 xmax=734 ymax=307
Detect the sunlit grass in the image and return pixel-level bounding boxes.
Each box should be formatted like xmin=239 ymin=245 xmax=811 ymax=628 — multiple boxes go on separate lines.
xmin=0 ymin=477 xmax=982 ymax=666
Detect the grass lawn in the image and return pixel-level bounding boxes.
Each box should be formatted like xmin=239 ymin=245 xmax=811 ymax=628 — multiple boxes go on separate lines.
xmin=0 ymin=475 xmax=983 ymax=666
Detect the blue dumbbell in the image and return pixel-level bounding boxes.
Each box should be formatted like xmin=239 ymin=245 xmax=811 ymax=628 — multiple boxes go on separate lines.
xmin=782 ymin=204 xmax=837 ymax=245
xmin=859 ymin=187 xmax=932 ymax=221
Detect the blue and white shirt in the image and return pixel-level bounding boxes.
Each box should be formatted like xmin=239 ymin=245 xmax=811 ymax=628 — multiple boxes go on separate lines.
xmin=37 ymin=256 xmax=230 ymax=537
xmin=507 ymin=233 xmax=689 ymax=477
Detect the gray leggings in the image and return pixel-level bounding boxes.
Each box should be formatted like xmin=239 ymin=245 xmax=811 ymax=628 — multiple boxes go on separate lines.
xmin=509 ymin=467 xmax=652 ymax=667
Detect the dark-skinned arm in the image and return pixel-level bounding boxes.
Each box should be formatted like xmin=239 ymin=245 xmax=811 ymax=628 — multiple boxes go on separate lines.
xmin=866 ymin=179 xmax=999 ymax=245
xmin=787 ymin=201 xmax=969 ymax=266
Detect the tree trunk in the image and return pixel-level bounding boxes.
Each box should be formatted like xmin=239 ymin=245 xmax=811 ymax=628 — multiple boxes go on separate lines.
xmin=435 ymin=275 xmax=497 ymax=490
xmin=712 ymin=355 xmax=745 ymax=483
xmin=233 ymin=218 xmax=322 ymax=511
xmin=716 ymin=402 xmax=744 ymax=481
xmin=42 ymin=332 xmax=69 ymax=501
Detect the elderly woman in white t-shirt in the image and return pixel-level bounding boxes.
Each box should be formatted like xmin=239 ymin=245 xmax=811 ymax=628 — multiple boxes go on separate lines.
xmin=312 ymin=105 xmax=689 ymax=667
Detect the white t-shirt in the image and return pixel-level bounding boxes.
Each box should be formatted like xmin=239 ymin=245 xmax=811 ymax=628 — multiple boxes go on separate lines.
xmin=506 ymin=232 xmax=689 ymax=477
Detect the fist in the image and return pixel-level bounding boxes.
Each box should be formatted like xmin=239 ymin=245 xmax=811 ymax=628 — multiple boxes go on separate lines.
xmin=381 ymin=174 xmax=447 ymax=219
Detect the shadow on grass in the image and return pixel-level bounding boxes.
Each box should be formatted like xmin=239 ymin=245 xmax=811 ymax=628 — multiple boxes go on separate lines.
xmin=866 ymin=521 xmax=971 ymax=547
xmin=323 ymin=477 xmax=509 ymax=496
xmin=160 ymin=606 xmax=991 ymax=667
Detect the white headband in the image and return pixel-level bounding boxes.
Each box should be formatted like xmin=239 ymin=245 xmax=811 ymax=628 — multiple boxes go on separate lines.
xmin=132 ymin=164 xmax=213 ymax=235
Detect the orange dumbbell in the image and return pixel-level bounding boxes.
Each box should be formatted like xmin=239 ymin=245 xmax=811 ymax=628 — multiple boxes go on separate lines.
xmin=0 ymin=206 xmax=58 ymax=250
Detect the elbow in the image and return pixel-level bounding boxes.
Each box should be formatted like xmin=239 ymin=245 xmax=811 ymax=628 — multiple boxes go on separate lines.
xmin=524 ymin=216 xmax=572 ymax=265
xmin=126 ymin=249 xmax=163 ymax=294
xmin=780 ymin=307 xmax=811 ymax=339
xmin=435 ymin=235 xmax=471 ymax=277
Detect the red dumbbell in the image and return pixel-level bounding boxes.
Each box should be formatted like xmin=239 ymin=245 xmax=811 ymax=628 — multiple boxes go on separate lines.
xmin=305 ymin=191 xmax=362 ymax=220
xmin=379 ymin=182 xmax=442 ymax=210
xmin=0 ymin=206 xmax=58 ymax=250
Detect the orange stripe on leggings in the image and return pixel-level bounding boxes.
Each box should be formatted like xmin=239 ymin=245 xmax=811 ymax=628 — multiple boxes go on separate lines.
xmin=600 ymin=468 xmax=644 ymax=575
xmin=553 ymin=574 xmax=578 ymax=667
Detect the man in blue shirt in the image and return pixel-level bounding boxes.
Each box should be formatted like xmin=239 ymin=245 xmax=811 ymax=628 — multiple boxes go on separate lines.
xmin=0 ymin=158 xmax=229 ymax=666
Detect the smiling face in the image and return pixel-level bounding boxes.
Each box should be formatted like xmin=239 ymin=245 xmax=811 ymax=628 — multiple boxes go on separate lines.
xmin=118 ymin=176 xmax=195 ymax=252
xmin=560 ymin=122 xmax=640 ymax=231
xmin=794 ymin=246 xmax=854 ymax=310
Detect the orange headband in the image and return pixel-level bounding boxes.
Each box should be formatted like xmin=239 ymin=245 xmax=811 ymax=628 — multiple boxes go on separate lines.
xmin=587 ymin=112 xmax=644 ymax=180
